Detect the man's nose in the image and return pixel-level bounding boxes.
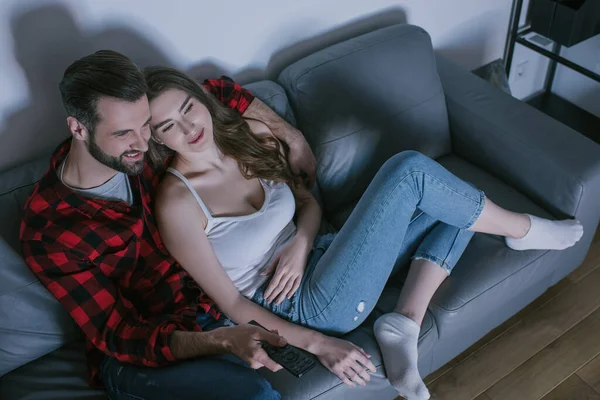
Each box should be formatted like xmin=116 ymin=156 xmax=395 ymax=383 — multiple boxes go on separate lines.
xmin=131 ymin=130 xmax=149 ymax=152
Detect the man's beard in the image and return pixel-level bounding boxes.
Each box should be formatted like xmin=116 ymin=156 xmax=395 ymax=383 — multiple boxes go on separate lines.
xmin=87 ymin=136 xmax=145 ymax=176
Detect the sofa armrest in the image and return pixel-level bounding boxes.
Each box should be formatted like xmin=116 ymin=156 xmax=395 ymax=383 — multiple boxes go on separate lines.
xmin=436 ymin=55 xmax=600 ymax=220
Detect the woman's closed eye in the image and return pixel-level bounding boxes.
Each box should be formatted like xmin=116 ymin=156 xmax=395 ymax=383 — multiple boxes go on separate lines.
xmin=184 ymin=103 xmax=193 ymax=114
xmin=162 ymin=123 xmax=174 ymax=133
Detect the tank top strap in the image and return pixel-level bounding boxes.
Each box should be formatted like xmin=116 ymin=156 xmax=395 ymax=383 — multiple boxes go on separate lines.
xmin=166 ymin=167 xmax=214 ymax=222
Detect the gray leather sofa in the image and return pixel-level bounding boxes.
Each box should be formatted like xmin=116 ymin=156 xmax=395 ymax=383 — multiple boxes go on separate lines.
xmin=2 ymin=24 xmax=600 ymax=400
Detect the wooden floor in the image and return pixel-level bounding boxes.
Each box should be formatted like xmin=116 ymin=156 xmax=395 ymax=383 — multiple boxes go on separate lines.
xmin=397 ymin=226 xmax=600 ymax=400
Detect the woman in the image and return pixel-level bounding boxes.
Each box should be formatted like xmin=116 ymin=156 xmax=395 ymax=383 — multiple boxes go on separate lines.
xmin=145 ymin=66 xmax=583 ymax=400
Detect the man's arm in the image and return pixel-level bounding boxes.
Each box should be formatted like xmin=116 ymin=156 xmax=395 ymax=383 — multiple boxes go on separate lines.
xmin=22 ymin=239 xmax=207 ymax=366
xmin=23 ymin=238 xmax=285 ymax=372
xmin=202 ymin=76 xmax=255 ymax=114
xmin=203 ymin=76 xmax=317 ymax=188
xmin=243 ymin=98 xmax=317 ymax=188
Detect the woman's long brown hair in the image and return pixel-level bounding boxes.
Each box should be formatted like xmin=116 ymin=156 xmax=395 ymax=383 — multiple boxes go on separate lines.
xmin=144 ymin=66 xmax=294 ymax=183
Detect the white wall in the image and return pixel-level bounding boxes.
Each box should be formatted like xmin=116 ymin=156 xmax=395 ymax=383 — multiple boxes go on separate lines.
xmin=507 ymin=0 xmax=600 ymax=117
xmin=553 ymin=35 xmax=600 ymax=117
xmin=0 ymin=0 xmax=513 ymax=171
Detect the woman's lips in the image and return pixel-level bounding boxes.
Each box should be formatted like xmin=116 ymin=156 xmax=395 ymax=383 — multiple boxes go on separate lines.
xmin=189 ymin=128 xmax=204 ymax=144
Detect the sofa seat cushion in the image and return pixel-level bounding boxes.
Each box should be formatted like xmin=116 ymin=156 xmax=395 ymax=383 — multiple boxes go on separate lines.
xmin=424 ymin=154 xmax=559 ymax=343
xmin=0 ymin=341 xmax=105 ymax=400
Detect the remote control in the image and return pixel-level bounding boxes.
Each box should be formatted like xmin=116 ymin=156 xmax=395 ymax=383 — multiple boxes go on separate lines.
xmin=248 ymin=320 xmax=316 ymax=378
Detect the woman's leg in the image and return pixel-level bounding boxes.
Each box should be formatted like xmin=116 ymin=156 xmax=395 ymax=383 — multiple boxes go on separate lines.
xmin=294 ymin=150 xmax=582 ymax=398
xmin=296 ymin=151 xmax=486 ymax=336
xmin=374 ymin=259 xmax=448 ymax=400
xmin=470 ymin=198 xmax=583 ymax=250
xmin=375 ymin=193 xmax=583 ymax=400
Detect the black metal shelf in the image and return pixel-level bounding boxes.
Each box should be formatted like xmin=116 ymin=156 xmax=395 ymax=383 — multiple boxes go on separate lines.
xmin=504 ymin=0 xmax=600 ymax=144
xmin=515 ymin=28 xmax=600 ymax=84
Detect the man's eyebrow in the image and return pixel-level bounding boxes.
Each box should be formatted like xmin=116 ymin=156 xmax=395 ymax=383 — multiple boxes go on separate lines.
xmin=179 ymin=95 xmax=191 ymax=113
xmin=113 ymin=117 xmax=152 ymax=135
xmin=112 ymin=128 xmax=132 ymax=136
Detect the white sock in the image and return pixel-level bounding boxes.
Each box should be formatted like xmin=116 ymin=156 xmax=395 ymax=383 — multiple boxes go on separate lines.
xmin=505 ymin=214 xmax=584 ymax=251
xmin=374 ymin=313 xmax=430 ymax=400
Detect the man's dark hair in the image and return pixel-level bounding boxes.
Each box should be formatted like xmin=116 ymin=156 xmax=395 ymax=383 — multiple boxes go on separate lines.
xmin=59 ymin=50 xmax=148 ymax=135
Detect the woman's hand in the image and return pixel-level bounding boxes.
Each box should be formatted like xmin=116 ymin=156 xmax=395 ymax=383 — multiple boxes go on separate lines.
xmin=313 ymin=336 xmax=377 ymax=387
xmin=262 ymin=237 xmax=310 ymax=304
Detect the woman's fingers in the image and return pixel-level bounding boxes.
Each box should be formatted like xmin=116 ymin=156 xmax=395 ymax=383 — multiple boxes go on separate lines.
xmin=344 ymin=368 xmax=367 ymax=387
xmin=265 ymin=272 xmax=289 ymax=303
xmin=353 ymin=361 xmax=372 ymax=384
xmin=338 ymin=372 xmax=356 ymax=388
xmin=288 ymin=277 xmax=301 ymax=299
xmin=274 ymin=277 xmax=295 ymax=305
xmin=264 ymin=270 xmax=284 ymax=300
xmin=351 ymin=343 xmax=373 ymax=362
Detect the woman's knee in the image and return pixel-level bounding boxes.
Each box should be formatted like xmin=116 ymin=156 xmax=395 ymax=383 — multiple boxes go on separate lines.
xmin=382 ymin=150 xmax=431 ymax=176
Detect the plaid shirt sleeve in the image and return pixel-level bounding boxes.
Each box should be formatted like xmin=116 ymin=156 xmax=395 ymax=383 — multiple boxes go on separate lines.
xmin=202 ymin=76 xmax=255 ymax=114
xmin=22 ymin=239 xmax=186 ymax=366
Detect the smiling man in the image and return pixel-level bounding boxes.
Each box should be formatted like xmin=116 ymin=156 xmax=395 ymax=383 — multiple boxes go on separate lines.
xmin=20 ymin=50 xmax=317 ymax=400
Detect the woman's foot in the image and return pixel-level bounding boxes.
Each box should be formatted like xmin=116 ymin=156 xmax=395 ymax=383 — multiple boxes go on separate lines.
xmin=374 ymin=313 xmax=430 ymax=400
xmin=505 ymin=214 xmax=584 ymax=251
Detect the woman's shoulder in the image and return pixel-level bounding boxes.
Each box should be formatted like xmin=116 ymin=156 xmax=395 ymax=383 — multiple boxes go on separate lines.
xmin=156 ymin=172 xmax=194 ymax=210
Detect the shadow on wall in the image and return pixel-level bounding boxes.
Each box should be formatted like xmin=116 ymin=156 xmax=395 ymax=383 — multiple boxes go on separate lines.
xmin=434 ymin=9 xmax=502 ymax=71
xmin=2 ymin=4 xmax=410 ymax=171
xmin=188 ymin=7 xmax=408 ymax=84
xmin=0 ymin=3 xmax=175 ymax=171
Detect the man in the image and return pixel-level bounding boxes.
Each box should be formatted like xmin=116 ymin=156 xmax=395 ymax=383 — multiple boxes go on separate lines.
xmin=20 ymin=50 xmax=317 ymax=400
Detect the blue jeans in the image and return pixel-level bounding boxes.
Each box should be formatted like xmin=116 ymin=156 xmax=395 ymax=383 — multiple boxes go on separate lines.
xmin=100 ymin=313 xmax=280 ymax=400
xmin=252 ymin=151 xmax=485 ymax=335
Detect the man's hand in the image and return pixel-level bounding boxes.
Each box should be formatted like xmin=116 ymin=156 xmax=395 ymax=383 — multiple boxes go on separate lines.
xmin=287 ymin=129 xmax=318 ymax=189
xmin=220 ymin=325 xmax=287 ymax=372
xmin=243 ymin=98 xmax=318 ymax=188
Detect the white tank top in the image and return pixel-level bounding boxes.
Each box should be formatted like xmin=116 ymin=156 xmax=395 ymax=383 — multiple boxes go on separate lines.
xmin=167 ymin=167 xmax=297 ymax=298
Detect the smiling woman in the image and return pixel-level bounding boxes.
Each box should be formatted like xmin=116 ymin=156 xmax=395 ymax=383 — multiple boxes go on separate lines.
xmin=144 ymin=66 xmax=293 ymax=184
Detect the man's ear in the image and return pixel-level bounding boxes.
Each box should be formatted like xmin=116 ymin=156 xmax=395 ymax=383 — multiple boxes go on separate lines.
xmin=66 ymin=116 xmax=90 ymax=141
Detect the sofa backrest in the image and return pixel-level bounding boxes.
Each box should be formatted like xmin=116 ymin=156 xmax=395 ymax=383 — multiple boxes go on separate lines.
xmin=0 ymin=155 xmax=83 ymax=377
xmin=278 ymin=24 xmax=451 ymax=228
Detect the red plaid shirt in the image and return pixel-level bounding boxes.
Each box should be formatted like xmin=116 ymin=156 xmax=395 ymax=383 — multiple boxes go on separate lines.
xmin=20 ymin=77 xmax=254 ymax=387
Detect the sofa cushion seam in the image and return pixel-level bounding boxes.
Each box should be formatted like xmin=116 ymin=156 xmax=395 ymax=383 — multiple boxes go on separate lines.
xmin=432 ymin=248 xmax=551 ymax=312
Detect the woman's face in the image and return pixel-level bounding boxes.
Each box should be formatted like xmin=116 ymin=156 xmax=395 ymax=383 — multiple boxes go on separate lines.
xmin=149 ymin=88 xmax=214 ymax=154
